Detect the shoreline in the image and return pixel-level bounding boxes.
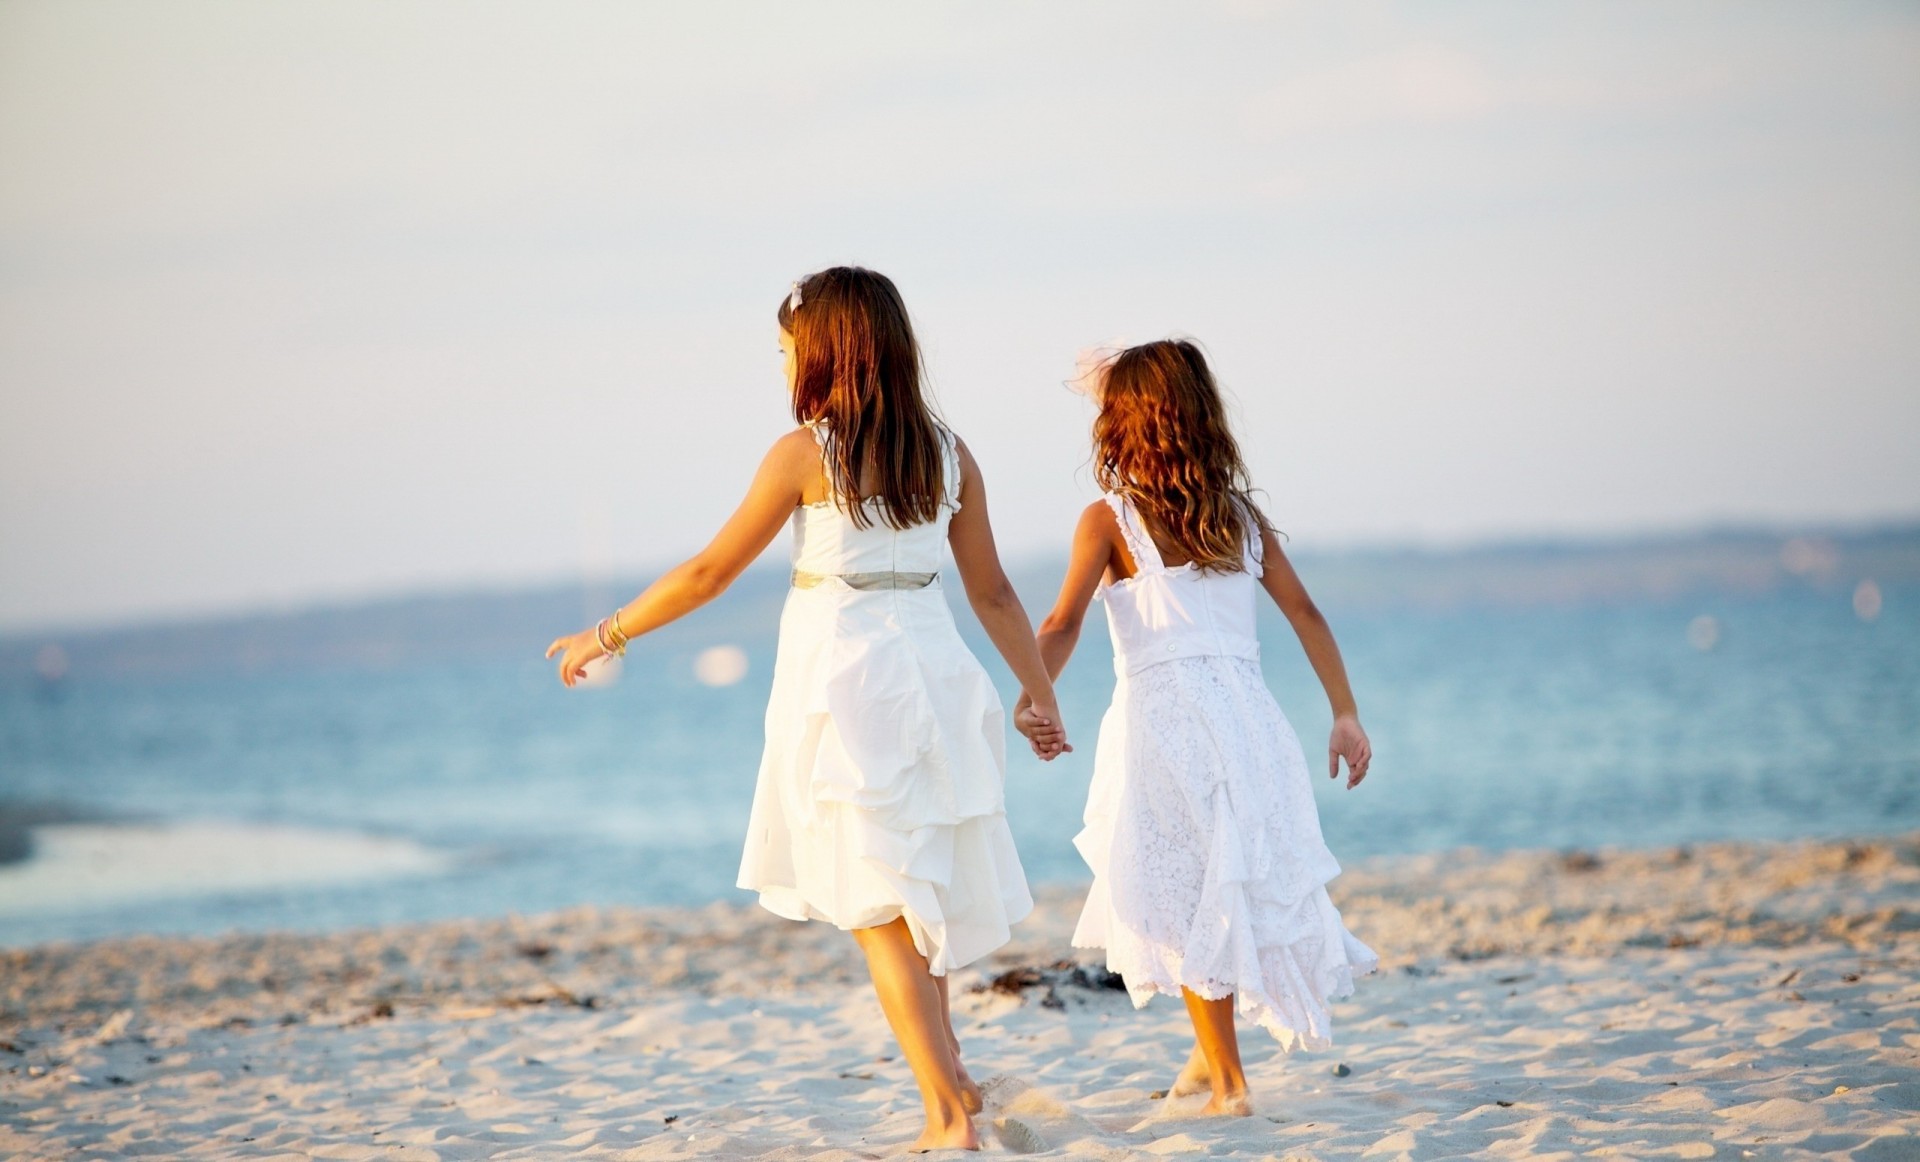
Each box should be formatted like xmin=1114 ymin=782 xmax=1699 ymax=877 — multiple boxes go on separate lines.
xmin=0 ymin=818 xmax=450 ymax=925
xmin=6 ymin=819 xmax=1918 ymax=950
xmin=4 ymin=832 xmax=1916 ymax=1158
xmin=0 ymin=801 xmax=116 ymax=870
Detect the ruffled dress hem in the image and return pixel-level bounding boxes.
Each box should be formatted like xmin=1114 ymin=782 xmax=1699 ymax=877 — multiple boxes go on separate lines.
xmin=739 ymin=804 xmax=1034 ymax=977
xmin=1071 ymin=896 xmax=1378 ymax=1051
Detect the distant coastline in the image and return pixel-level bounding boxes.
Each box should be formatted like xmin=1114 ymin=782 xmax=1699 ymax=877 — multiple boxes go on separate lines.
xmin=2 ymin=522 xmax=1912 ymax=681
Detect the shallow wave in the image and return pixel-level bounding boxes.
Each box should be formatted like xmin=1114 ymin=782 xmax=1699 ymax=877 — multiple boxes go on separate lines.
xmin=0 ymin=820 xmax=450 ymax=918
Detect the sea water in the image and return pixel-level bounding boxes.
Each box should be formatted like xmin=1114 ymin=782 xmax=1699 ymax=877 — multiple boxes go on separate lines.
xmin=1 ymin=556 xmax=1914 ymax=947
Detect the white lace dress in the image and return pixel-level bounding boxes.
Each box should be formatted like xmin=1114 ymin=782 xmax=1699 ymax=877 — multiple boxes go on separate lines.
xmin=1071 ymin=494 xmax=1377 ymax=1049
xmin=736 ymin=424 xmax=1033 ymax=975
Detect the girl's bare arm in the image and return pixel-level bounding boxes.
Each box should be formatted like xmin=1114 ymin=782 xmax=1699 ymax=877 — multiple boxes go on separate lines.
xmin=1258 ymin=527 xmax=1372 ymax=787
xmin=546 ymin=429 xmax=816 ymax=686
xmin=1032 ymin=501 xmax=1120 ymax=681
xmin=945 ymin=439 xmax=1067 ymax=754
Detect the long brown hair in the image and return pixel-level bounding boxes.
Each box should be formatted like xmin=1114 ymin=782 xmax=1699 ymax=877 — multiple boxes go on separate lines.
xmin=1092 ymin=339 xmax=1267 ymax=572
xmin=778 ymin=267 xmax=945 ymax=530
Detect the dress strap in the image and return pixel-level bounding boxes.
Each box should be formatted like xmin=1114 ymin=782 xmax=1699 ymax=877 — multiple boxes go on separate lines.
xmin=1103 ymin=494 xmax=1165 ymax=573
xmin=938 ymin=424 xmax=962 ymax=509
xmin=1238 ymin=497 xmax=1265 ymax=572
xmin=800 ymin=421 xmax=836 ymax=508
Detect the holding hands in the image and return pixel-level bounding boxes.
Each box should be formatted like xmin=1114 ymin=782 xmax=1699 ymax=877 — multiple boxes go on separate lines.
xmin=1013 ymin=692 xmax=1071 ymax=760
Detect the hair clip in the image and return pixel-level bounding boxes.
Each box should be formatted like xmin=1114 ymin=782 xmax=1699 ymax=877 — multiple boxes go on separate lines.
xmin=789 ymin=281 xmax=804 ymax=313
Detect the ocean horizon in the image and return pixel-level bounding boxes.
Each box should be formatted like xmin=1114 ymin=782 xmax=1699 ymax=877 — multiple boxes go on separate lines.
xmin=2 ymin=523 xmax=1915 ymax=949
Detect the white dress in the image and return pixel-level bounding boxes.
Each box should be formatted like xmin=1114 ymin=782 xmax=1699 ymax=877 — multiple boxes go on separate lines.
xmin=736 ymin=424 xmax=1033 ymax=975
xmin=1071 ymin=494 xmax=1377 ymax=1049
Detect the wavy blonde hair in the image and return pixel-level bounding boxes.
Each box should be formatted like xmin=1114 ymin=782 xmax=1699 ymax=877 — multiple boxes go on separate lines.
xmin=1092 ymin=339 xmax=1267 ymax=572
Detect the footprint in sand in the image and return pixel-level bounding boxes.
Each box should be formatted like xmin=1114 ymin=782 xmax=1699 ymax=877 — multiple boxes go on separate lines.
xmin=991 ymin=1116 xmax=1047 ymax=1153
xmin=979 ymin=1076 xmax=1050 ymax=1154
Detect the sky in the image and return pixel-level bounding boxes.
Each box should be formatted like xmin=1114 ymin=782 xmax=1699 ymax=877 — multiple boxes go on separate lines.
xmin=1 ymin=1 xmax=1917 ymax=631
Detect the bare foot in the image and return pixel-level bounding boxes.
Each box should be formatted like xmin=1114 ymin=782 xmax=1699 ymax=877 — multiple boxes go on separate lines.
xmin=908 ymin=1114 xmax=980 ymax=1152
xmin=1170 ymin=1044 xmax=1210 ymax=1098
xmin=1201 ymin=1089 xmax=1254 ymax=1117
xmin=955 ymin=1061 xmax=983 ymax=1115
xmin=946 ymin=1036 xmax=983 ymax=1114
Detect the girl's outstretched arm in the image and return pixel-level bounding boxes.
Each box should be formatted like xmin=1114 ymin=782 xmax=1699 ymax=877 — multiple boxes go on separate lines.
xmin=1257 ymin=527 xmax=1373 ymax=788
xmin=945 ymin=439 xmax=1070 ymax=760
xmin=547 ymin=430 xmax=817 ymax=686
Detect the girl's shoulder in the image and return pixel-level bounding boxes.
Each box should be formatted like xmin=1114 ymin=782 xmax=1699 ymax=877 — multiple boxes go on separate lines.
xmin=770 ymin=426 xmax=831 ymax=485
xmin=1088 ymin=492 xmax=1148 ymax=536
xmin=1076 ymin=497 xmax=1129 ymax=554
xmin=774 ymin=425 xmax=826 ymax=456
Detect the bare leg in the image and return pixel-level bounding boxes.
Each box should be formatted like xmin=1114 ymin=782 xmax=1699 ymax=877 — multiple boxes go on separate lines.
xmin=933 ymin=974 xmax=983 ymax=1114
xmin=1181 ymin=989 xmax=1252 ymax=1116
xmin=852 ymin=918 xmax=979 ymax=1151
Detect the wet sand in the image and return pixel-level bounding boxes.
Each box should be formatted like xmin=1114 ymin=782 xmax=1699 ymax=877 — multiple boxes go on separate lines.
xmin=3 ymin=833 xmax=1917 ymax=1159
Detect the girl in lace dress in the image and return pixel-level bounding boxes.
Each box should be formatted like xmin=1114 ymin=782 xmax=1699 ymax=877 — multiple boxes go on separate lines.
xmin=1019 ymin=338 xmax=1377 ymax=1117
xmin=548 ymin=267 xmax=1066 ymax=1152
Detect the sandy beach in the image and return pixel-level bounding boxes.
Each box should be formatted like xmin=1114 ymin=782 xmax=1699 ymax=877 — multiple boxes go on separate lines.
xmin=3 ymin=832 xmax=1916 ymax=1160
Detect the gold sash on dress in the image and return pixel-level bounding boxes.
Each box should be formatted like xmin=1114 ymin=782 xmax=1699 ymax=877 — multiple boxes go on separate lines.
xmin=791 ymin=570 xmax=938 ymax=591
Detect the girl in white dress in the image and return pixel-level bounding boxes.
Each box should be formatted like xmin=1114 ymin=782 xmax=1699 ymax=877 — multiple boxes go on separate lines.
xmin=548 ymin=267 xmax=1065 ymax=1152
xmin=1018 ymin=338 xmax=1377 ymax=1117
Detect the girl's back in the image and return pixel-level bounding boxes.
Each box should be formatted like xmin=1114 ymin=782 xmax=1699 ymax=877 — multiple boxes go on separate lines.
xmin=1097 ymin=493 xmax=1262 ymax=677
xmin=789 ymin=422 xmax=956 ymax=579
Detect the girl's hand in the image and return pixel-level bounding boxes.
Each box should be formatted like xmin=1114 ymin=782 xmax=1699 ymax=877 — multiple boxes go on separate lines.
xmin=1014 ymin=693 xmax=1071 ymax=761
xmin=545 ymin=630 xmax=608 ymax=688
xmin=1329 ymin=715 xmax=1371 ymax=788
